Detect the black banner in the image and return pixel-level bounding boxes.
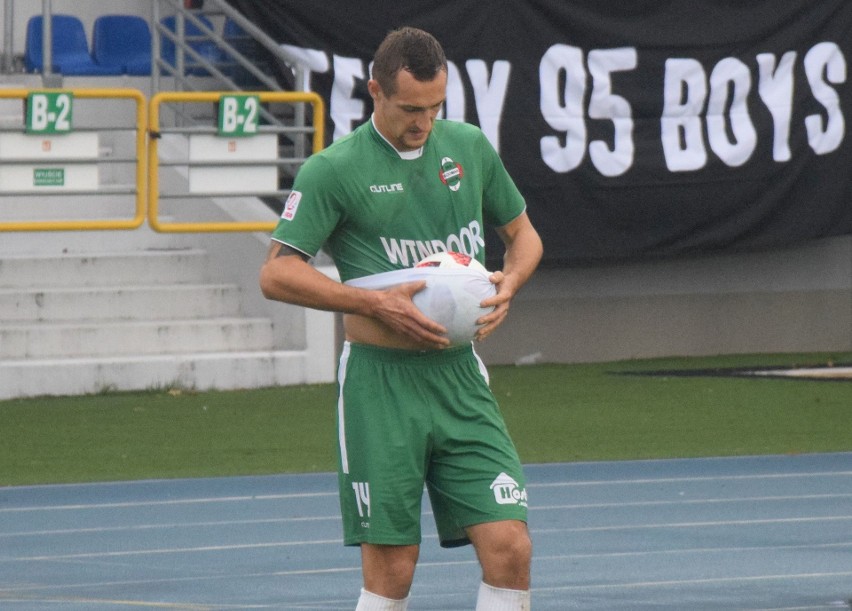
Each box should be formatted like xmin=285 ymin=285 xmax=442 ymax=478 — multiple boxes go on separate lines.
xmin=227 ymin=0 xmax=852 ymax=266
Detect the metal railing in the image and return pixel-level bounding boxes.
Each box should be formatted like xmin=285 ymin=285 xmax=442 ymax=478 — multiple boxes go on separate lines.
xmin=148 ymin=90 xmax=324 ymax=233
xmin=0 ymin=87 xmax=147 ymax=231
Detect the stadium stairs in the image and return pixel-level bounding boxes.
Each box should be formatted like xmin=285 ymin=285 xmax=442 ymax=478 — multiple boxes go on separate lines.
xmin=0 ymin=216 xmax=338 ymax=401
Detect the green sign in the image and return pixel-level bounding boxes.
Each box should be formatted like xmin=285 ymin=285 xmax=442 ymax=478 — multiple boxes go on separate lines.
xmin=218 ymin=95 xmax=259 ymax=136
xmin=33 ymin=168 xmax=65 ymax=187
xmin=26 ymin=92 xmax=73 ymax=134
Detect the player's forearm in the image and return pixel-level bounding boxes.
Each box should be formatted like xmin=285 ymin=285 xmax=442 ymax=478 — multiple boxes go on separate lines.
xmin=498 ymin=216 xmax=543 ymax=295
xmin=259 ymin=255 xmax=377 ymax=315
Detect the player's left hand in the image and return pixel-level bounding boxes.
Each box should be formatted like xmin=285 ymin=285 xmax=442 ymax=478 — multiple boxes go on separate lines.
xmin=474 ymin=270 xmax=515 ymax=341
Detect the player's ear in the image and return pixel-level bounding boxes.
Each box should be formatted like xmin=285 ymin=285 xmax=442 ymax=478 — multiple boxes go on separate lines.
xmin=367 ymin=79 xmax=382 ymax=101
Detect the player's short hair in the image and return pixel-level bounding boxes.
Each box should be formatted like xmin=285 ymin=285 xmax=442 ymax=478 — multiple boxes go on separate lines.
xmin=372 ymin=27 xmax=447 ymax=97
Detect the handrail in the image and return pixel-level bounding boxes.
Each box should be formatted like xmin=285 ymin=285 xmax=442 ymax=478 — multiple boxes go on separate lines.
xmin=0 ymin=87 xmax=147 ymax=232
xmin=148 ymin=90 xmax=324 ymax=233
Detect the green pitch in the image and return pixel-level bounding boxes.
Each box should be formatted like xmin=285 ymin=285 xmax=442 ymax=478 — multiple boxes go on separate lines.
xmin=1 ymin=352 xmax=850 ymax=486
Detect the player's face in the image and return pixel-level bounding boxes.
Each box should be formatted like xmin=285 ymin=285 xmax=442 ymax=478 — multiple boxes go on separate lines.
xmin=369 ymin=68 xmax=447 ymax=152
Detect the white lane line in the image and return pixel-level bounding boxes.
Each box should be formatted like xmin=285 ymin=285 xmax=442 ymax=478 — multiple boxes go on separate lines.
xmin=529 ymin=540 xmax=852 ymax=560
xmin=533 ymin=514 xmax=852 ymax=533
xmin=533 ymin=571 xmax=852 ymax=592
xmin=531 ymin=471 xmax=852 ymax=488
xmin=0 ymin=564 xmax=364 ymax=595
xmin=531 ymin=492 xmax=852 ymax=511
xmin=6 ymin=538 xmax=343 ymax=561
xmin=0 ymin=492 xmax=337 ymax=514
xmin=0 ymin=515 xmax=340 ymax=539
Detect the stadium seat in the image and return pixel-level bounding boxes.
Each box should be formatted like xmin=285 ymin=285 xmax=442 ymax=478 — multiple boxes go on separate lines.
xmin=92 ymin=15 xmax=152 ymax=75
xmin=159 ymin=14 xmax=224 ymax=76
xmin=24 ymin=14 xmax=123 ymax=75
xmin=222 ymin=18 xmax=265 ymax=86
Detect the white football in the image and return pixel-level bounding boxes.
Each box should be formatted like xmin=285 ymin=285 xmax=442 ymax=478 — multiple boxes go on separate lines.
xmin=414 ymin=251 xmax=490 ymax=275
xmin=346 ymin=252 xmax=496 ymax=346
xmin=412 ymin=252 xmax=496 ymax=345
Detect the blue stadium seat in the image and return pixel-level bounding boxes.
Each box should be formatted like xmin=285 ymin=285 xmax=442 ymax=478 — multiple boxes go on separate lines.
xmin=222 ymin=18 xmax=265 ymax=86
xmin=92 ymin=15 xmax=152 ymax=75
xmin=24 ymin=14 xmax=123 ymax=75
xmin=159 ymin=14 xmax=224 ymax=76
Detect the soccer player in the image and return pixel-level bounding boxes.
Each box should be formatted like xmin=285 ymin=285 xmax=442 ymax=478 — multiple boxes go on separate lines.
xmin=260 ymin=26 xmax=543 ymax=610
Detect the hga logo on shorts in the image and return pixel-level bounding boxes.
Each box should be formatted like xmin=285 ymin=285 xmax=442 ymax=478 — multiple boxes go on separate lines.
xmin=490 ymin=472 xmax=528 ymax=507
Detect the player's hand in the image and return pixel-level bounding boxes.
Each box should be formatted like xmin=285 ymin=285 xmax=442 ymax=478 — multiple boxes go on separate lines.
xmin=475 ymin=270 xmax=515 ymax=341
xmin=374 ymin=281 xmax=451 ymax=349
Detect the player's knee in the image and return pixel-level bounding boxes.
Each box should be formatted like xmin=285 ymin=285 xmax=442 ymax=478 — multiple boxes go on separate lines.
xmin=362 ymin=544 xmax=419 ymax=598
xmin=478 ymin=526 xmax=532 ymax=588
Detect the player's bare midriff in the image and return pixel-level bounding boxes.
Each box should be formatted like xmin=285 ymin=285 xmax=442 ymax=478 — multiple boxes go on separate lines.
xmin=344 ymin=313 xmax=436 ymax=351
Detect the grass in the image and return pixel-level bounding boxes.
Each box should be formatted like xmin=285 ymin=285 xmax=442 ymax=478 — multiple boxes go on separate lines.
xmin=1 ymin=352 xmax=850 ymax=486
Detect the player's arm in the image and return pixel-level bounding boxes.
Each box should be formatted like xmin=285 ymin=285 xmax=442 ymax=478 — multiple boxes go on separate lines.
xmin=475 ymin=211 xmax=543 ymax=341
xmin=259 ymin=242 xmax=450 ymax=348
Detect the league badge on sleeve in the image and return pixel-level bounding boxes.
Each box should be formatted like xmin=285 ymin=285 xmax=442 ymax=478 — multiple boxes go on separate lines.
xmin=282 ymin=190 xmax=302 ymax=221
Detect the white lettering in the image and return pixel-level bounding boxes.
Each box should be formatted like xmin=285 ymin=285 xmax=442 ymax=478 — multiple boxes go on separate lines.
xmin=467 ymin=59 xmax=511 ymax=152
xmin=587 ymin=47 xmax=637 ymax=177
xmin=330 ymin=55 xmax=365 ymax=140
xmin=444 ymin=61 xmax=466 ymax=122
xmin=804 ymin=41 xmax=846 ymax=155
xmin=380 ymin=221 xmax=485 ymax=266
xmin=540 ymin=44 xmax=587 ymax=173
xmin=707 ymin=57 xmax=757 ymax=167
xmin=279 ymin=44 xmax=329 ymax=91
xmin=352 ymin=481 xmax=370 ymax=518
xmin=757 ymin=51 xmax=796 ymax=162
xmin=380 ymin=236 xmax=410 ymax=266
xmin=661 ymin=58 xmax=708 ymax=172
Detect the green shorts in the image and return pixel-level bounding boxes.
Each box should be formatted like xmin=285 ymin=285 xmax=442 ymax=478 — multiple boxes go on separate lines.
xmin=335 ymin=341 xmax=528 ymax=548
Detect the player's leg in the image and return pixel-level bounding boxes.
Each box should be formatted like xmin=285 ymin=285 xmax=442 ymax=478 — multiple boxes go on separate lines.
xmin=467 ymin=519 xmax=531 ymax=589
xmin=468 ymin=520 xmax=532 ymax=610
xmin=336 ymin=343 xmax=434 ymax=607
xmin=425 ymin=345 xmax=531 ymax=608
xmin=357 ymin=543 xmax=419 ymax=606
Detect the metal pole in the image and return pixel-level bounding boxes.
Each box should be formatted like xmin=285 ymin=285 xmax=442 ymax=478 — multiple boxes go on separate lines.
xmin=3 ymin=0 xmax=14 ymax=72
xmin=151 ymin=0 xmax=161 ymax=93
xmin=42 ymin=0 xmax=52 ymax=77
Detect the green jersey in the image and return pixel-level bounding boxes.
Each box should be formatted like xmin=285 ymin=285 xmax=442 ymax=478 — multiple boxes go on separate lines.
xmin=271 ymin=117 xmax=526 ymax=283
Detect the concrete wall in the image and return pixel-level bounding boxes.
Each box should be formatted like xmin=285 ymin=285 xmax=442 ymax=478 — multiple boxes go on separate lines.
xmin=476 ymin=235 xmax=852 ymax=365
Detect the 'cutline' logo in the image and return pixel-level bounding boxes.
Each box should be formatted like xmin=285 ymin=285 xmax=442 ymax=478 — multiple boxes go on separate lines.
xmin=370 ymin=183 xmax=404 ymax=193
xmin=490 ymin=472 xmax=528 ymax=507
xmin=439 ymin=156 xmax=463 ymax=192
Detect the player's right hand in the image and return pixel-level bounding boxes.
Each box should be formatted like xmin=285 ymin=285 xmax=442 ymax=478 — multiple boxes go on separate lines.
xmin=374 ymin=281 xmax=450 ymax=349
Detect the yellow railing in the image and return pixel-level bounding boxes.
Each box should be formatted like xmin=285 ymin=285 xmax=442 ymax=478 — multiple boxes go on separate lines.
xmin=148 ymin=90 xmax=324 ymax=233
xmin=0 ymin=88 xmax=324 ymax=234
xmin=0 ymin=88 xmax=147 ymax=232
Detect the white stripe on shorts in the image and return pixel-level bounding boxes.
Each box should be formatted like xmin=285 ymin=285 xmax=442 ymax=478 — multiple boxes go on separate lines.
xmin=472 ymin=344 xmax=490 ymax=386
xmin=337 ymin=341 xmax=351 ymax=474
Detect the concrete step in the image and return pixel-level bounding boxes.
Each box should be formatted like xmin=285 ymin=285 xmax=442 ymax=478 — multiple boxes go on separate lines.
xmin=0 ymin=224 xmax=196 ymax=256
xmin=0 ymin=317 xmax=274 ymax=359
xmin=0 ymin=249 xmax=210 ymax=288
xmin=0 ymin=350 xmax=326 ymax=400
xmin=0 ymin=283 xmax=242 ymax=322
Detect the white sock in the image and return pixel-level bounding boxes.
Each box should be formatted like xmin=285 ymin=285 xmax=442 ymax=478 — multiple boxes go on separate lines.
xmin=355 ymin=587 xmax=410 ymax=611
xmin=475 ymin=581 xmax=531 ymax=611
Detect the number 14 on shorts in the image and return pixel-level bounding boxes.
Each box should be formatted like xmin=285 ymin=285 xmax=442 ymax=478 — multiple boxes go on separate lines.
xmin=352 ymin=481 xmax=371 ymax=520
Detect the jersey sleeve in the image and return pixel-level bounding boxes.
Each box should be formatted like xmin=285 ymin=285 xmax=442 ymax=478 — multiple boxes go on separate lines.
xmin=270 ymin=154 xmax=343 ymax=257
xmin=478 ymin=131 xmax=527 ymax=228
